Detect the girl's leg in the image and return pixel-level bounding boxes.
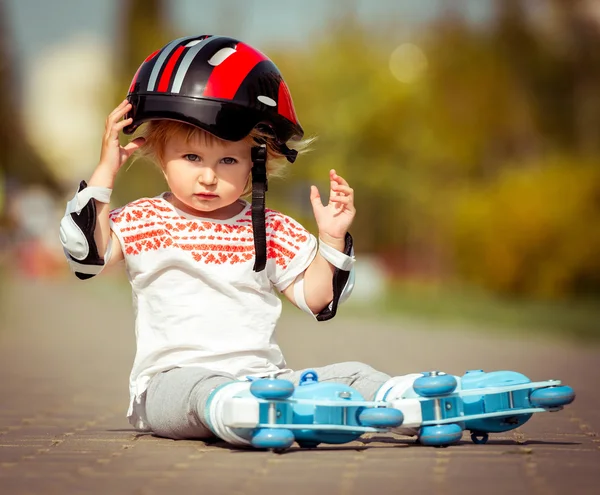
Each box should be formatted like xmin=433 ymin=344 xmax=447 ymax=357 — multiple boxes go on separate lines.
xmin=145 ymin=367 xmax=236 ymax=440
xmin=278 ymin=361 xmax=391 ymax=400
xmin=279 ymin=362 xmax=422 ymax=436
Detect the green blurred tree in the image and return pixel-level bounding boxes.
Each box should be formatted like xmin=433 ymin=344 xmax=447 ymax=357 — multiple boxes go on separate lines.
xmin=493 ymin=0 xmax=600 ymax=155
xmin=450 ymin=158 xmax=600 ymax=298
xmin=267 ymin=3 xmax=600 ymax=299
xmin=440 ymin=0 xmax=600 ymax=298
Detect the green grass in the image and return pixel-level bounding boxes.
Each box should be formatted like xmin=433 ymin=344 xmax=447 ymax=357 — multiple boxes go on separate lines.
xmin=359 ymin=281 xmax=600 ymax=343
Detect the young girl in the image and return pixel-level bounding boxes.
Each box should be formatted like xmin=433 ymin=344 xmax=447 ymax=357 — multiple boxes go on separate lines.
xmin=59 ymin=35 xmax=420 ymax=445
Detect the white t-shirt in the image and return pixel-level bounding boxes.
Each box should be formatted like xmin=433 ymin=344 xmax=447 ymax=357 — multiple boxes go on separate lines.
xmin=109 ymin=194 xmax=317 ymax=429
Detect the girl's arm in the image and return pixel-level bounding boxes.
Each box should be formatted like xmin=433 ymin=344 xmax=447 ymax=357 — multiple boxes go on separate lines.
xmin=282 ymin=236 xmax=346 ymax=314
xmin=87 ymin=167 xmax=124 ymax=268
xmin=282 ymin=170 xmax=355 ymax=314
xmin=60 ymin=100 xmax=144 ymax=276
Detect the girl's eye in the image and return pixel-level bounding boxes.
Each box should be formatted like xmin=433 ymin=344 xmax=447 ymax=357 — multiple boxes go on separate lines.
xmin=184 ymin=154 xmax=200 ymax=162
xmin=221 ymin=157 xmax=238 ymax=165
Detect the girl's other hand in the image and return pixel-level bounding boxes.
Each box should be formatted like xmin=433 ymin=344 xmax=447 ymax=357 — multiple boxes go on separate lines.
xmin=310 ymin=169 xmax=356 ymax=248
xmin=97 ymin=99 xmax=145 ymax=176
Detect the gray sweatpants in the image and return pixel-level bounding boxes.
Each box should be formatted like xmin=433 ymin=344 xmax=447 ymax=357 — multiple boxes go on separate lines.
xmin=145 ymin=362 xmax=392 ymax=440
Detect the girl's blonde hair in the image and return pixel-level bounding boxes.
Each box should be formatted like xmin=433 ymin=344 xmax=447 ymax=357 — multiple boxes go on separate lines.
xmin=135 ymin=120 xmax=314 ymax=196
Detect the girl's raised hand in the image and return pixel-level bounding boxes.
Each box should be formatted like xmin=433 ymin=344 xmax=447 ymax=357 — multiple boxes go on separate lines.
xmin=98 ymin=99 xmax=145 ymax=175
xmin=310 ymin=169 xmax=356 ymax=247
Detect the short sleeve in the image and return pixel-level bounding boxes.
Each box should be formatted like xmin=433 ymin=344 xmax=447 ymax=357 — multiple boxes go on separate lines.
xmin=108 ymin=204 xmax=127 ymax=254
xmin=108 ymin=197 xmax=160 ymax=256
xmin=265 ymin=210 xmax=317 ymax=292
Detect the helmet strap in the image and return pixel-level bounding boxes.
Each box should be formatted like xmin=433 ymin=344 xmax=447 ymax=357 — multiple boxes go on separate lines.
xmin=251 ymin=144 xmax=268 ymax=272
xmin=252 ymin=126 xmax=298 ymax=164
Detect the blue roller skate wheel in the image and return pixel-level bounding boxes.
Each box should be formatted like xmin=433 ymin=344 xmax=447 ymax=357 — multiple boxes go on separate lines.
xmin=419 ymin=424 xmax=463 ymax=446
xmin=251 ymin=428 xmax=295 ymax=449
xmin=413 ymin=373 xmax=458 ymax=397
xmin=250 ymin=378 xmax=295 ymax=400
xmin=358 ymin=408 xmax=404 ymax=428
xmin=530 ymin=386 xmax=575 ymax=408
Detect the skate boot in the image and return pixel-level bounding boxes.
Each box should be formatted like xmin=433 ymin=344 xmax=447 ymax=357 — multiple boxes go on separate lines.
xmin=379 ymin=370 xmax=576 ymax=447
xmin=205 ymin=371 xmax=404 ymax=450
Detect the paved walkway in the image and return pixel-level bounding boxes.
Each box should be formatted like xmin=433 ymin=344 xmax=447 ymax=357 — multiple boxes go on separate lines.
xmin=1 ymin=275 xmax=599 ymax=495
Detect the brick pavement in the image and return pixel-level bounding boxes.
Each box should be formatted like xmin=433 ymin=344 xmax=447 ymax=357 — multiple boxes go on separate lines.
xmin=0 ymin=276 xmax=599 ymax=495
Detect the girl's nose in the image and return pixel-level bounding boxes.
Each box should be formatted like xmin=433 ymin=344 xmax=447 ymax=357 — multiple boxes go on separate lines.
xmin=199 ymin=166 xmax=217 ymax=185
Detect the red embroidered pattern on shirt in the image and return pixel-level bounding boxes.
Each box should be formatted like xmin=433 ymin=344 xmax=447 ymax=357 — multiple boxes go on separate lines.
xmin=109 ymin=200 xmax=309 ymax=268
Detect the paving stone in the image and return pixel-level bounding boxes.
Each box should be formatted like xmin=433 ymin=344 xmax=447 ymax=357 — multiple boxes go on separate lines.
xmin=0 ymin=276 xmax=598 ymax=494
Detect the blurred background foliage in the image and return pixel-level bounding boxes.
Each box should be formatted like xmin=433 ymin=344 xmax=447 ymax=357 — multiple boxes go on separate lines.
xmin=0 ymin=5 xmax=63 ymax=228
xmin=2 ymin=0 xmax=599 ymax=337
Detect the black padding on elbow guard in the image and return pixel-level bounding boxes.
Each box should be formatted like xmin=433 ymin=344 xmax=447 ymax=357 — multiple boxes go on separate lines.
xmin=316 ymin=232 xmax=353 ymax=322
xmin=69 ymin=180 xmax=104 ymax=280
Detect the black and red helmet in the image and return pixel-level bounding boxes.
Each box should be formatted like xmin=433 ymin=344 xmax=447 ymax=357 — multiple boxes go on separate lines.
xmin=124 ymin=35 xmax=303 ymax=272
xmin=123 ymin=35 xmax=303 ymax=150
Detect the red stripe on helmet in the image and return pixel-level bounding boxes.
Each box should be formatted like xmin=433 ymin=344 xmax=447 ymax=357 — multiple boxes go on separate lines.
xmin=203 ymin=43 xmax=267 ymax=99
xmin=277 ymin=81 xmax=298 ymax=125
xmin=128 ymin=65 xmax=142 ymax=93
xmin=145 ymin=49 xmax=160 ymax=62
xmin=157 ymin=45 xmax=186 ymax=92
xmin=129 ymin=49 xmax=161 ymax=93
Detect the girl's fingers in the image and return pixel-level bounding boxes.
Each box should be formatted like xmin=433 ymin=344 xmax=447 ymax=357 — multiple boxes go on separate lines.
xmin=331 ymin=170 xmax=350 ymax=187
xmin=329 ymin=195 xmax=353 ymax=205
xmin=113 ymin=104 xmax=132 ymax=121
xmin=119 ymin=137 xmax=145 ymax=164
xmin=331 ymin=184 xmax=353 ymax=196
xmin=122 ymin=137 xmax=145 ymax=153
xmin=107 ymin=101 xmax=132 ymax=124
xmin=113 ymin=117 xmax=133 ymax=132
xmin=104 ymin=117 xmax=132 ymax=142
xmin=107 ymin=102 xmax=127 ymax=121
xmin=115 ymin=99 xmax=130 ymax=111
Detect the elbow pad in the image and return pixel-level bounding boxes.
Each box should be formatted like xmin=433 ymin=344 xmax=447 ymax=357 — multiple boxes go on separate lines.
xmin=293 ymin=233 xmax=355 ymax=322
xmin=59 ymin=180 xmax=112 ymax=280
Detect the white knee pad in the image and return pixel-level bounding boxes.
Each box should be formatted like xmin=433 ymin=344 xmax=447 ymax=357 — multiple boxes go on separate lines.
xmin=205 ymin=381 xmax=257 ymax=446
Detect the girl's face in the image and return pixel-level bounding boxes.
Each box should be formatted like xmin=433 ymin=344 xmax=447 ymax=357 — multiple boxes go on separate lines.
xmin=161 ymin=131 xmax=253 ymax=219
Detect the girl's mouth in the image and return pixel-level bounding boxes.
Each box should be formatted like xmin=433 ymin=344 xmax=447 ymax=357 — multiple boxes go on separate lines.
xmin=194 ymin=193 xmax=218 ymax=200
